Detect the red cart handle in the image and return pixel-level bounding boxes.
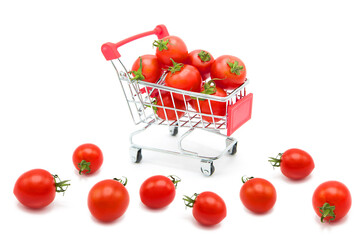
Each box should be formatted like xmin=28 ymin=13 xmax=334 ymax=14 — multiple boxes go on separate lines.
xmin=101 ymin=24 xmax=169 ymax=61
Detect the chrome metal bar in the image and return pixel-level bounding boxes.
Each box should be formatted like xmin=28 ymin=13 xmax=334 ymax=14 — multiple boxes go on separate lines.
xmin=130 ymin=78 xmax=250 ymax=102
xmin=129 ymin=119 xmax=155 ymax=145
xmin=169 ymin=91 xmax=181 ymax=127
xmin=111 ymin=61 xmax=138 ymax=124
xmin=157 ymin=89 xmax=170 ymax=127
xmin=177 ymin=128 xmax=198 ymax=155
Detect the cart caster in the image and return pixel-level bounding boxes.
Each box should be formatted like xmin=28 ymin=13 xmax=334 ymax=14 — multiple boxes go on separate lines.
xmin=226 ymin=138 xmax=237 ymax=155
xmin=200 ymin=160 xmax=215 ymax=176
xmin=169 ymin=125 xmax=178 ymax=136
xmin=228 ymin=142 xmax=237 ymax=155
xmin=130 ymin=147 xmax=142 ymax=163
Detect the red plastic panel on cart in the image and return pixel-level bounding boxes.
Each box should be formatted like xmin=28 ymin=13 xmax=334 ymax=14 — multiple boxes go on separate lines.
xmin=227 ymin=93 xmax=253 ymax=136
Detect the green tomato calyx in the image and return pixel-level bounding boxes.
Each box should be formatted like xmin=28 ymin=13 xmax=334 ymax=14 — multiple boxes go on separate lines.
xmin=130 ymin=56 xmax=145 ymax=81
xmin=198 ymin=50 xmax=211 ymax=62
xmin=227 ymin=60 xmax=244 ymax=75
xmin=319 ymin=202 xmax=336 ymax=223
xmin=153 ymin=39 xmax=169 ymax=51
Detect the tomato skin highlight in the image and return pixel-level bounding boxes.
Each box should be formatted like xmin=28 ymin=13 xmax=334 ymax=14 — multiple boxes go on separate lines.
xmin=191 ymin=86 xmax=227 ymax=123
xmin=165 ymin=64 xmax=202 ymax=101
xmin=312 ymin=181 xmax=352 ymax=222
xmin=131 ymin=55 xmax=162 ymax=83
xmin=155 ymin=36 xmax=188 ymax=67
xmin=240 ymin=178 xmax=277 ymax=213
xmin=187 ymin=50 xmax=214 ymax=80
xmin=88 ymin=179 xmax=129 ymax=222
xmin=72 ymin=143 xmax=103 ymax=175
xmin=192 ymin=192 xmax=227 ymax=226
xmin=280 ymin=148 xmax=314 ymax=180
xmin=211 ymin=55 xmax=247 ymax=90
xmin=140 ymin=175 xmax=176 ymax=209
xmin=13 ymin=169 xmax=56 ymax=209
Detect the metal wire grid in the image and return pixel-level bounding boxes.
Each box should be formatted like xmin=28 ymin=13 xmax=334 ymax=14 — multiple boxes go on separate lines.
xmin=111 ymin=58 xmax=249 ymax=133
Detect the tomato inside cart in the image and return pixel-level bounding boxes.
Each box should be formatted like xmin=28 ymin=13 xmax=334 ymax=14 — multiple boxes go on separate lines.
xmin=101 ymin=25 xmax=253 ymax=176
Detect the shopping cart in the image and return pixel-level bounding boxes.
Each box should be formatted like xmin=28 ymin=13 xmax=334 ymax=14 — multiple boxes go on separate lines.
xmin=101 ymin=25 xmax=253 ymax=176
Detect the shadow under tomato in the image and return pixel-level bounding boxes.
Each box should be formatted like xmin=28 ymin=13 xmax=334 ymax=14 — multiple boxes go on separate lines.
xmin=72 ymin=168 xmax=102 ymax=181
xmin=89 ymin=213 xmax=127 ymax=225
xmin=313 ymin=213 xmax=349 ymax=228
xmin=242 ymin=206 xmax=275 ymax=216
xmin=191 ymin=217 xmax=223 ymax=230
xmin=16 ymin=202 xmax=56 ymax=214
xmin=138 ymin=202 xmax=170 ymax=212
xmin=271 ymin=171 xmax=314 ymax=184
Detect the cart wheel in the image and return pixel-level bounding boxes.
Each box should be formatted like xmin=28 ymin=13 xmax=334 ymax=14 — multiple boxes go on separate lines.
xmin=226 ymin=138 xmax=238 ymax=155
xmin=169 ymin=125 xmax=178 ymax=136
xmin=200 ymin=161 xmax=215 ymax=176
xmin=130 ymin=147 xmax=142 ymax=163
xmin=228 ymin=142 xmax=238 ymax=155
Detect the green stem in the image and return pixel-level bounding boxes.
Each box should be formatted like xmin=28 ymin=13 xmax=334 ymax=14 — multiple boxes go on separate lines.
xmin=198 ymin=50 xmax=211 ymax=62
xmin=145 ymin=98 xmax=158 ymax=113
xmin=113 ymin=177 xmax=128 ymax=186
xmin=129 ymin=56 xmax=145 ymax=81
xmin=167 ymin=58 xmax=184 ymax=75
xmin=183 ymin=193 xmax=199 ymax=208
xmin=78 ymin=160 xmax=91 ymax=175
xmin=153 ymin=39 xmax=169 ymax=51
xmin=53 ymin=174 xmax=71 ymax=195
xmin=241 ymin=176 xmax=254 ymax=184
xmin=190 ymin=80 xmax=217 ymax=101
xmin=227 ymin=60 xmax=244 ymax=75
xmin=201 ymin=80 xmax=217 ymax=95
xmin=319 ymin=202 xmax=336 ymax=223
xmin=268 ymin=153 xmax=283 ymax=167
xmin=168 ymin=175 xmax=181 ymax=189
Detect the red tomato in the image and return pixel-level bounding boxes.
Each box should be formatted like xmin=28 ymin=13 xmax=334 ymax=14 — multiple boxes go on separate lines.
xmin=269 ymin=148 xmax=315 ymax=180
xmin=88 ymin=178 xmax=129 ymax=222
xmin=155 ymin=93 xmax=186 ymax=121
xmin=131 ymin=55 xmax=162 ymax=83
xmin=164 ymin=60 xmax=202 ymax=101
xmin=211 ymin=55 xmax=247 ymax=90
xmin=183 ymin=191 xmax=227 ymax=226
xmin=240 ymin=177 xmax=277 ymax=213
xmin=190 ymin=81 xmax=227 ymax=123
xmin=13 ymin=169 xmax=70 ymax=209
xmin=72 ymin=143 xmax=103 ymax=175
xmin=153 ymin=36 xmax=188 ymax=67
xmin=187 ymin=50 xmax=214 ymax=80
xmin=312 ymin=181 xmax=351 ymax=223
xmin=140 ymin=175 xmax=180 ymax=209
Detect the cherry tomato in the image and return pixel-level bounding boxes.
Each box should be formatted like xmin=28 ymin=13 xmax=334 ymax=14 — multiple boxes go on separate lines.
xmin=183 ymin=191 xmax=227 ymax=226
xmin=88 ymin=177 xmax=129 ymax=222
xmin=211 ymin=55 xmax=247 ymax=90
xmin=312 ymin=181 xmax=351 ymax=223
xmin=154 ymin=92 xmax=186 ymax=121
xmin=72 ymin=143 xmax=103 ymax=175
xmin=153 ymin=36 xmax=188 ymax=67
xmin=164 ymin=60 xmax=202 ymax=101
xmin=190 ymin=81 xmax=227 ymax=123
xmin=13 ymin=169 xmax=70 ymax=209
xmin=140 ymin=175 xmax=181 ymax=209
xmin=269 ymin=148 xmax=315 ymax=180
xmin=240 ymin=176 xmax=277 ymax=213
xmin=187 ymin=50 xmax=214 ymax=80
xmin=130 ymin=55 xmax=162 ymax=83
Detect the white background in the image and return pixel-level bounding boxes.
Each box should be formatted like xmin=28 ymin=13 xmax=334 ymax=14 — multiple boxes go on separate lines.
xmin=0 ymin=0 xmax=359 ymax=239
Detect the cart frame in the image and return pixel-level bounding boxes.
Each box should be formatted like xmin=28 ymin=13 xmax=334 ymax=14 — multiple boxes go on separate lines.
xmin=102 ymin=25 xmax=253 ymax=176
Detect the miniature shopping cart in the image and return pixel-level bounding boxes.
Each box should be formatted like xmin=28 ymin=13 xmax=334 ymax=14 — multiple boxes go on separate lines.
xmin=101 ymin=25 xmax=253 ymax=176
